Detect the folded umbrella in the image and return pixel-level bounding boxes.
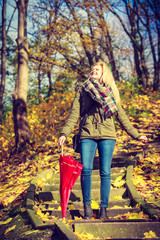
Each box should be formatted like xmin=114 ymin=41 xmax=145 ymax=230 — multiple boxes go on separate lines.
xmin=59 ymin=146 xmax=83 ymax=219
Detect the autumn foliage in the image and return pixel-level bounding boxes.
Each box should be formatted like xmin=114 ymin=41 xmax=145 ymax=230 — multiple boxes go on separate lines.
xmin=0 ymin=82 xmax=160 ymax=213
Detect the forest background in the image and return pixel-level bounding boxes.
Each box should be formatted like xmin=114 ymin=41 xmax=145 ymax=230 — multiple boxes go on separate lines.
xmin=0 ymin=0 xmax=160 ymax=216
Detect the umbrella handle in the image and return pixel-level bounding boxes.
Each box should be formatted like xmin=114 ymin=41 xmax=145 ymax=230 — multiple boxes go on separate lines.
xmin=61 ymin=144 xmax=63 ymax=156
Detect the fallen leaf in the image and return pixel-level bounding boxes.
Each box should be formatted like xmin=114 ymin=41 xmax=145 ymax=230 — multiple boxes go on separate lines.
xmin=5 ymin=225 xmax=16 ymax=235
xmin=144 ymin=230 xmax=157 ymax=238
xmin=91 ymin=200 xmax=99 ymax=209
xmin=0 ymin=218 xmax=12 ymax=225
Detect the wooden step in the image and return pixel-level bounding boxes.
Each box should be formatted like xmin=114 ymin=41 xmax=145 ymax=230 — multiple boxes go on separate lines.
xmin=41 ymin=199 xmax=131 ymax=210
xmin=74 ymin=221 xmax=160 ymax=239
xmin=42 ymin=174 xmax=125 ymax=191
xmin=41 ymin=207 xmax=141 ymax=219
xmin=39 ymin=188 xmax=127 ymax=202
xmin=46 ymin=167 xmax=126 ymax=184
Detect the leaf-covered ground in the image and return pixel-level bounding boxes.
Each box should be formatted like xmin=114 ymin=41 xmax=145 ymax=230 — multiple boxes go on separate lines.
xmin=0 ymin=82 xmax=160 ymax=225
xmin=132 ymin=151 xmax=160 ymax=210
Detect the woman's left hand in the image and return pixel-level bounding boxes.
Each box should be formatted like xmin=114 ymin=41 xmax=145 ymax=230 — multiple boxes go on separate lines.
xmin=139 ymin=135 xmax=148 ymax=143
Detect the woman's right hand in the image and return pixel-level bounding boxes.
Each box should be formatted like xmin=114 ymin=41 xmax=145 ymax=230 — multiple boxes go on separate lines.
xmin=58 ymin=135 xmax=66 ymax=146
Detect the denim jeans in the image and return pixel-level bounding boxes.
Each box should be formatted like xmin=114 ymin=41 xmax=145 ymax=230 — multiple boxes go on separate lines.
xmin=80 ymin=139 xmax=116 ymax=208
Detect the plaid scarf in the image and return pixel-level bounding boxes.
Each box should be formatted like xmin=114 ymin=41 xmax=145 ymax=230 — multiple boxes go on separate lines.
xmin=83 ymin=78 xmax=118 ymax=119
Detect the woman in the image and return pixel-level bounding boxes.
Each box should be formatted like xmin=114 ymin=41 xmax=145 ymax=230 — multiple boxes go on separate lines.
xmin=58 ymin=61 xmax=147 ymax=219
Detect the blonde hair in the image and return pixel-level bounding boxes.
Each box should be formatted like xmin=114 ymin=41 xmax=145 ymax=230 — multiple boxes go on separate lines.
xmin=91 ymin=61 xmax=121 ymax=104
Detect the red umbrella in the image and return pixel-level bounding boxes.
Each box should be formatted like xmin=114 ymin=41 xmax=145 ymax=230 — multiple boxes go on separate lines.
xmin=59 ymin=149 xmax=83 ymax=219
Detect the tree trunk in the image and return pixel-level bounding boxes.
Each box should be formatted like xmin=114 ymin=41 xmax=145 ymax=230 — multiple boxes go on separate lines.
xmin=38 ymin=63 xmax=42 ymax=104
xmin=0 ymin=0 xmax=7 ymax=125
xmin=103 ymin=0 xmax=150 ymax=86
xmin=64 ymin=0 xmax=94 ymax=67
xmin=47 ymin=70 xmax=53 ymax=97
xmin=102 ymin=22 xmax=120 ymax=81
xmin=12 ymin=0 xmax=30 ymax=151
xmin=151 ymin=1 xmax=160 ymax=90
xmin=87 ymin=0 xmax=120 ymax=81
xmin=133 ymin=47 xmax=143 ymax=85
xmin=137 ymin=0 xmax=160 ymax=89
xmin=125 ymin=1 xmax=146 ymax=86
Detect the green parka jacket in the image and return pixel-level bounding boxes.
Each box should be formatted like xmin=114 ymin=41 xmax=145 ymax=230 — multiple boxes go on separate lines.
xmin=60 ymin=85 xmax=140 ymax=141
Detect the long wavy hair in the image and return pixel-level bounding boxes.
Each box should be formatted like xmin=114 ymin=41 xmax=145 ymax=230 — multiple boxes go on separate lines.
xmin=90 ymin=61 xmax=121 ymax=105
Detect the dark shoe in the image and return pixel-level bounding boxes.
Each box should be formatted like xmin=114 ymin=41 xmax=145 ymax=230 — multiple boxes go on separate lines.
xmin=99 ymin=207 xmax=108 ymax=219
xmin=84 ymin=204 xmax=93 ymax=219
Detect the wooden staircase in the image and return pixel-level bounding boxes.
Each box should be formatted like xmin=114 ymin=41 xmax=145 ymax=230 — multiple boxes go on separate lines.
xmin=27 ymin=153 xmax=160 ymax=239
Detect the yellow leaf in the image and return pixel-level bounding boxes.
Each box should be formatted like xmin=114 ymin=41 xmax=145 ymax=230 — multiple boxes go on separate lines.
xmin=144 ymin=230 xmax=157 ymax=238
xmin=74 ymin=216 xmax=83 ymax=220
xmin=112 ymin=195 xmax=123 ymax=200
xmin=45 ymin=172 xmax=53 ymax=180
xmin=5 ymin=225 xmax=16 ymax=235
xmin=37 ymin=208 xmax=49 ymax=221
xmin=112 ymin=175 xmax=125 ymax=188
xmin=75 ymin=231 xmax=96 ymax=239
xmin=22 ymin=230 xmax=40 ymax=236
xmin=0 ymin=218 xmax=12 ymax=225
xmin=36 ymin=178 xmax=46 ymax=188
xmin=68 ymin=204 xmax=75 ymax=210
xmin=91 ymin=200 xmax=100 ymax=209
xmin=21 ymin=207 xmax=26 ymax=212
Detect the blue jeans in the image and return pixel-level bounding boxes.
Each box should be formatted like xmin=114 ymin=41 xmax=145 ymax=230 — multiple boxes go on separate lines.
xmin=80 ymin=139 xmax=116 ymax=208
